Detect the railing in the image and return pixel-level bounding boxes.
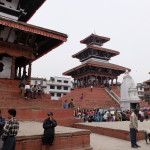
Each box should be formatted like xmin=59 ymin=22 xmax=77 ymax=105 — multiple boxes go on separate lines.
xmin=104 ymin=87 xmax=120 ymax=104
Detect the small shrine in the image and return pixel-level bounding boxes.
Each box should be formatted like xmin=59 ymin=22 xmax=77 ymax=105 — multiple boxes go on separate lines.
xmin=120 ymin=70 xmax=140 ymax=110
xmin=63 ymin=34 xmax=130 ymax=87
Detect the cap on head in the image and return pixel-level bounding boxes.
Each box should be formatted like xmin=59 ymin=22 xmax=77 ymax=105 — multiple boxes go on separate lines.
xmin=47 ymin=112 xmax=53 ymax=116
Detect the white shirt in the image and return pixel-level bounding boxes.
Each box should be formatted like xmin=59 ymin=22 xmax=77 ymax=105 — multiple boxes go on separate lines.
xmin=25 ymin=85 xmax=30 ymax=89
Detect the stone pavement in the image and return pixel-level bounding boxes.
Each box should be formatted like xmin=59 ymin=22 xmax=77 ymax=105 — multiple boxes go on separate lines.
xmin=17 ymin=121 xmax=150 ymax=150
xmin=78 ymin=120 xmax=150 ymax=131
xmin=90 ymin=133 xmax=150 ymax=150
xmin=18 ymin=121 xmax=89 ymax=136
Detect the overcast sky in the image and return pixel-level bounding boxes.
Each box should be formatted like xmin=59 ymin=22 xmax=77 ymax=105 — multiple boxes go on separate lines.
xmin=28 ymin=0 xmax=150 ymax=84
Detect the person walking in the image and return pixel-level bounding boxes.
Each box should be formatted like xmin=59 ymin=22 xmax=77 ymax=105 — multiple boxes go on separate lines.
xmin=129 ymin=108 xmax=141 ymax=148
xmin=2 ymin=109 xmax=19 ymax=150
xmin=0 ymin=110 xmax=5 ymax=150
xmin=63 ymin=100 xmax=68 ymax=108
xmin=68 ymin=99 xmax=74 ymax=109
xmin=42 ymin=112 xmax=57 ymax=150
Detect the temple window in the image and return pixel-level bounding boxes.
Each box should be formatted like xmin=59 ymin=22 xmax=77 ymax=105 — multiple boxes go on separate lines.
xmin=57 ymin=80 xmax=62 ymax=83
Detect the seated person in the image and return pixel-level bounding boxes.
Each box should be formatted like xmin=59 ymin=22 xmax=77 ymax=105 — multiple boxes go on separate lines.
xmin=37 ymin=84 xmax=44 ymax=99
xmin=25 ymin=82 xmax=31 ymax=98
xmin=31 ymin=85 xmax=37 ymax=99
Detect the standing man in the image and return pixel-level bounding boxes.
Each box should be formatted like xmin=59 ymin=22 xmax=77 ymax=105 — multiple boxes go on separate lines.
xmin=2 ymin=109 xmax=19 ymax=150
xmin=129 ymin=108 xmax=141 ymax=148
xmin=19 ymin=79 xmax=25 ymax=98
xmin=42 ymin=112 xmax=57 ymax=149
xmin=0 ymin=110 xmax=5 ymax=150
xmin=68 ymin=99 xmax=74 ymax=109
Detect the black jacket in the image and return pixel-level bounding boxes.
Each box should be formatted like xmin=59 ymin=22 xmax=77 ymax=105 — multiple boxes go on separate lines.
xmin=43 ymin=118 xmax=57 ymax=136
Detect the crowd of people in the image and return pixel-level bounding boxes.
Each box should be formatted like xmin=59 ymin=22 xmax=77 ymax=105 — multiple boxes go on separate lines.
xmin=19 ymin=79 xmax=44 ymax=99
xmin=73 ymin=107 xmax=150 ymax=122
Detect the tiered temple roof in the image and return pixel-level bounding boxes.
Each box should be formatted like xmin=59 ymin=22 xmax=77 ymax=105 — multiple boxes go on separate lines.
xmin=63 ymin=34 xmax=130 ymax=87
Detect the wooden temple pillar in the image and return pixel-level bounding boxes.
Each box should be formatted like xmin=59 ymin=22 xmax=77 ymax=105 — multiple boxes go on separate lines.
xmin=10 ymin=56 xmax=16 ymax=79
xmin=85 ymin=76 xmax=88 ymax=87
xmin=95 ymin=76 xmax=98 ymax=86
xmin=18 ymin=67 xmax=22 ymax=79
xmin=111 ymin=78 xmax=113 ymax=86
xmin=116 ymin=77 xmax=118 ymax=86
xmin=28 ymin=61 xmax=32 ymax=81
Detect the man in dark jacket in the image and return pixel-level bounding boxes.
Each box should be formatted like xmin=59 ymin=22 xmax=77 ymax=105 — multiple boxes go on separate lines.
xmin=0 ymin=110 xmax=5 ymax=150
xmin=42 ymin=112 xmax=57 ymax=149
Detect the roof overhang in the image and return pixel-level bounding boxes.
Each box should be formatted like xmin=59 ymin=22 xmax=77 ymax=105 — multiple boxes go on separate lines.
xmin=80 ymin=34 xmax=110 ymax=44
xmin=0 ymin=17 xmax=68 ymax=61
xmin=63 ymin=61 xmax=130 ymax=76
xmin=0 ymin=0 xmax=46 ymax=22
xmin=72 ymin=45 xmax=120 ymax=58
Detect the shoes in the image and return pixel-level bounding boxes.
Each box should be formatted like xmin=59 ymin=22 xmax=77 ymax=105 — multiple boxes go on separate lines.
xmin=131 ymin=145 xmax=138 ymax=148
xmin=135 ymin=144 xmax=141 ymax=147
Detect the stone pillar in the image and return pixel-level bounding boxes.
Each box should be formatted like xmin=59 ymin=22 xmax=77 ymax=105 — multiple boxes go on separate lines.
xmin=28 ymin=61 xmax=32 ymax=81
xmin=10 ymin=56 xmax=16 ymax=79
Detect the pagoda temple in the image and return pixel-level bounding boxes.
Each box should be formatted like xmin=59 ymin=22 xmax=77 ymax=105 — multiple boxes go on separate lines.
xmin=60 ymin=34 xmax=132 ymax=109
xmin=0 ymin=0 xmax=67 ymax=81
xmin=63 ymin=34 xmax=130 ymax=87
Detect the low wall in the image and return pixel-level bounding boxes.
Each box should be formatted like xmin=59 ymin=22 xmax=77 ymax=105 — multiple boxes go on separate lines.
xmin=73 ymin=124 xmax=144 ymax=141
xmin=1 ymin=108 xmax=82 ymax=127
xmin=16 ymin=131 xmax=91 ymax=150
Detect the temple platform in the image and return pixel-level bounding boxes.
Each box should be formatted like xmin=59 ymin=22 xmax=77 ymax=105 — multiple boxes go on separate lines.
xmin=73 ymin=120 xmax=150 ymax=141
xmin=16 ymin=121 xmax=92 ymax=150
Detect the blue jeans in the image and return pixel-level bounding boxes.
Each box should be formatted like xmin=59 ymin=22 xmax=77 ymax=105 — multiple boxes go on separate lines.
xmin=130 ymin=128 xmax=137 ymax=146
xmin=2 ymin=137 xmax=16 ymax=150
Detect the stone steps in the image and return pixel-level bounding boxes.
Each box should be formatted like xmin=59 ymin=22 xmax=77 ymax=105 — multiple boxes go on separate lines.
xmin=60 ymin=87 xmax=120 ymax=108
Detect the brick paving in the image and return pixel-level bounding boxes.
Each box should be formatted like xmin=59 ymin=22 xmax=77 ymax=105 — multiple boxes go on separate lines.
xmin=91 ymin=133 xmax=149 ymax=150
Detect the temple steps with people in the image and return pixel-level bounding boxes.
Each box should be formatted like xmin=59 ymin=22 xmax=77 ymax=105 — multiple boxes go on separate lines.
xmin=60 ymin=86 xmax=120 ymax=108
xmin=60 ymin=86 xmax=150 ymax=108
